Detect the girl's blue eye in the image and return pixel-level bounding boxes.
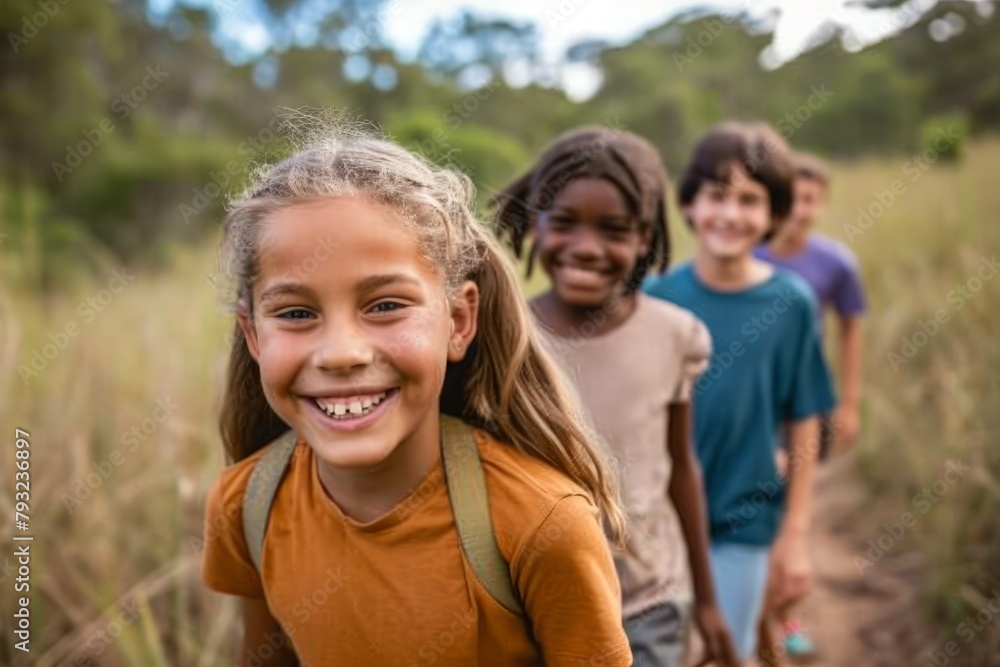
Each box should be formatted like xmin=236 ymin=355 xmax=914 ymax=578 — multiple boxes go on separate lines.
xmin=278 ymin=309 xmax=313 ymax=320
xmin=370 ymin=302 xmax=402 ymax=315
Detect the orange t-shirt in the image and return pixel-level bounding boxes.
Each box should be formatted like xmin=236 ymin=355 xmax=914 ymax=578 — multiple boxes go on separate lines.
xmin=201 ymin=427 xmax=630 ymax=666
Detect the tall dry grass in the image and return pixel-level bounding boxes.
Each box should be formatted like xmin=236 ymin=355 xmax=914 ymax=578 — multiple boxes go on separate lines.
xmin=0 ymin=141 xmax=997 ymax=665
xmin=822 ymin=140 xmax=999 ymax=659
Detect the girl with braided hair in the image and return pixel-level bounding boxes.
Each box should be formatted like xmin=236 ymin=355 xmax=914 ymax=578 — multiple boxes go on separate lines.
xmin=495 ymin=127 xmax=738 ymax=667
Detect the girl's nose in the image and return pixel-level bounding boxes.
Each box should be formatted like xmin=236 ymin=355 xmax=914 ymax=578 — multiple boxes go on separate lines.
xmin=718 ymin=195 xmax=741 ymax=225
xmin=315 ymin=318 xmax=375 ymax=371
xmin=568 ymin=227 xmax=603 ymax=260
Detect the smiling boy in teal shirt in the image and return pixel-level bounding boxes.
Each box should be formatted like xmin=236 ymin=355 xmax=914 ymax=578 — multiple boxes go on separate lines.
xmin=644 ymin=122 xmax=834 ymax=661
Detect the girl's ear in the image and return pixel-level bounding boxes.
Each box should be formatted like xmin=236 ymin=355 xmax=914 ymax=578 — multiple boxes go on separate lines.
xmin=236 ymin=301 xmax=262 ymax=363
xmin=448 ymin=281 xmax=479 ymax=362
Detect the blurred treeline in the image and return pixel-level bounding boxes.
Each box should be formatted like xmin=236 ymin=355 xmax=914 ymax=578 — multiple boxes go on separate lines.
xmin=1 ymin=0 xmax=998 ymax=278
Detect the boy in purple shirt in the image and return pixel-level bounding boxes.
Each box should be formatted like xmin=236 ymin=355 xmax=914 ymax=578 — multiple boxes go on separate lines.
xmin=753 ymin=152 xmax=866 ymax=659
xmin=754 ymin=152 xmax=865 ymax=457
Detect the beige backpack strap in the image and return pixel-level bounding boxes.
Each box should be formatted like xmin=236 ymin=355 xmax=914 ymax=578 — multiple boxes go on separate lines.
xmin=242 ymin=430 xmax=299 ymax=575
xmin=441 ymin=416 xmax=525 ymax=616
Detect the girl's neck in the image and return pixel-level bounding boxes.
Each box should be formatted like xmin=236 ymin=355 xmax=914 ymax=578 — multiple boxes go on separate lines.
xmin=694 ymin=250 xmax=772 ymax=292
xmin=770 ymin=230 xmax=809 ymax=257
xmin=533 ymin=289 xmax=638 ymax=339
xmin=314 ymin=416 xmax=442 ymax=524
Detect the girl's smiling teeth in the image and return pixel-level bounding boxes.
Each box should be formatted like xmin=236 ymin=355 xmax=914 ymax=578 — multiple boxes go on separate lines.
xmin=557 ymin=264 xmax=610 ymax=287
xmin=312 ymin=389 xmax=397 ymax=420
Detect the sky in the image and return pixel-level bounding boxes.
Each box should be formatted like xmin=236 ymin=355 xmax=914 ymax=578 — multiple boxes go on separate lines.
xmin=153 ymin=0 xmax=993 ymax=100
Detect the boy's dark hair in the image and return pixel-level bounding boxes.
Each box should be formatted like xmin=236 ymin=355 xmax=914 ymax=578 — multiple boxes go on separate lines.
xmin=794 ymin=151 xmax=830 ymax=188
xmin=493 ymin=126 xmax=671 ymax=290
xmin=678 ymin=122 xmax=795 ymax=241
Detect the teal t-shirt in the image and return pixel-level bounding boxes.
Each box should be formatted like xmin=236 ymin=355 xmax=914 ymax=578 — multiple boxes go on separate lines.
xmin=644 ymin=263 xmax=835 ymax=546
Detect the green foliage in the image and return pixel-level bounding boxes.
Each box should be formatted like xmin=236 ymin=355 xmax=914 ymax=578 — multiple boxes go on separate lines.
xmin=385 ymin=110 xmax=528 ymax=212
xmin=921 ymin=116 xmax=968 ymax=163
xmin=0 ymin=0 xmax=997 ymax=277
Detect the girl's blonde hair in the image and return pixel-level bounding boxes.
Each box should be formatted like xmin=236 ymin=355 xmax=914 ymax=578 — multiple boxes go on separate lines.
xmin=219 ymin=123 xmax=626 ymax=543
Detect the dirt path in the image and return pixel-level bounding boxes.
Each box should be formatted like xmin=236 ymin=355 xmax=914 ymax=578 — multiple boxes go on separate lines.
xmin=789 ymin=454 xmax=929 ymax=667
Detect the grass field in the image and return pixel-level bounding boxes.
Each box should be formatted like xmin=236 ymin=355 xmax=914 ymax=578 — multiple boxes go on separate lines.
xmin=0 ymin=140 xmax=997 ymax=666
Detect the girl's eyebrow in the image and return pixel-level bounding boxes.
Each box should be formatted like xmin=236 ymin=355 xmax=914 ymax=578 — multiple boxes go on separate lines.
xmin=259 ymin=282 xmax=311 ymax=304
xmin=356 ymin=272 xmax=423 ymax=294
xmin=258 ymin=273 xmax=421 ymax=304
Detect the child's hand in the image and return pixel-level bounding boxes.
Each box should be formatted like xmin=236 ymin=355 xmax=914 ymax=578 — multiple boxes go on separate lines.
xmin=693 ymin=603 xmax=740 ymax=667
xmin=764 ymin=533 xmax=811 ymax=615
xmin=832 ymin=404 xmax=860 ymax=451
xmin=774 ymin=448 xmax=789 ymax=478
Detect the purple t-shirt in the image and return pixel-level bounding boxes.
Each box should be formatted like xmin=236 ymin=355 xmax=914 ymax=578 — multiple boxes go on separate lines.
xmin=753 ymin=234 xmax=866 ymax=331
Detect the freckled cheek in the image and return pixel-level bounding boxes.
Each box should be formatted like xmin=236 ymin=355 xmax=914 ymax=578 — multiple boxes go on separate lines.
xmin=256 ymin=331 xmax=312 ymax=389
xmin=375 ymin=317 xmax=450 ymax=378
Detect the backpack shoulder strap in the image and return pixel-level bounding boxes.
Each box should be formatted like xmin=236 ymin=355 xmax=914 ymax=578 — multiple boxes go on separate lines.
xmin=242 ymin=429 xmax=299 ymax=575
xmin=441 ymin=416 xmax=525 ymax=616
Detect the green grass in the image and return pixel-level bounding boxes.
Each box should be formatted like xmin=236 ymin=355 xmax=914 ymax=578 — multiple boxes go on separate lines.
xmin=1 ymin=141 xmax=997 ymax=665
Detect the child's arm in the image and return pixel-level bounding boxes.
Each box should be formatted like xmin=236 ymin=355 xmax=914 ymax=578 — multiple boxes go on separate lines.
xmin=667 ymin=402 xmax=739 ymax=667
xmin=767 ymin=289 xmax=835 ymax=614
xmin=515 ymin=495 xmax=632 ymax=667
xmin=201 ymin=467 xmax=298 ymax=665
xmin=833 ymin=315 xmax=863 ymax=451
xmin=766 ymin=415 xmax=819 ymax=614
xmin=239 ymin=598 xmax=299 ymax=667
xmin=831 ymin=254 xmax=867 ymax=452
